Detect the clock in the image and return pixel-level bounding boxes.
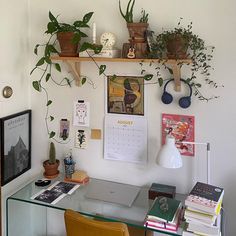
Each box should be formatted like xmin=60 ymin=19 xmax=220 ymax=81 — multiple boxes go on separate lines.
xmin=100 ymin=32 xmax=116 ymax=50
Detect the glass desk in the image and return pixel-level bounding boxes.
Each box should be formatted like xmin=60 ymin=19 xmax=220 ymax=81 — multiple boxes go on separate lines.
xmin=7 ymin=177 xmax=185 ymax=236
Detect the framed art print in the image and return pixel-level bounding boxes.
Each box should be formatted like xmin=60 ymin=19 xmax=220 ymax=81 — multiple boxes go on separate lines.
xmin=107 ymin=76 xmax=144 ymax=116
xmin=162 ymin=113 xmax=195 ymax=156
xmin=0 ymin=110 xmax=31 ymax=186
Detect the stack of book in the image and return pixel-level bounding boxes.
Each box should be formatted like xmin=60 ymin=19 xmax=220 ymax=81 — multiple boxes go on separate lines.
xmin=183 ymin=182 xmax=224 ymax=236
xmin=144 ymin=196 xmax=183 ymax=233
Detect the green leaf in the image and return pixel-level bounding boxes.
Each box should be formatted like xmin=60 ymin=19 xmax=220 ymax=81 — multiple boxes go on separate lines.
xmin=47 ymin=100 xmax=52 ymax=106
xmin=99 ymin=65 xmax=106 ymax=75
xmin=82 ymin=12 xmax=94 ymax=24
xmin=81 ymin=77 xmax=86 ymax=85
xmin=44 ymin=56 xmax=52 ymax=64
xmin=36 ymin=57 xmax=45 ymax=66
xmin=48 ymin=44 xmax=58 ymax=53
xmin=65 ymin=77 xmax=71 ymax=87
xmin=32 ymin=81 xmax=41 ymax=91
xmin=93 ymin=44 xmax=102 ymax=54
xmin=79 ymin=42 xmax=93 ymax=52
xmin=167 ymin=67 xmax=173 ymax=74
xmin=158 ymin=78 xmax=163 ymax=87
xmin=195 ymin=83 xmax=202 ymax=88
xmin=50 ymin=116 xmax=54 ymax=121
xmin=143 ymin=74 xmax=153 ymax=81
xmin=49 ymin=11 xmax=58 ymax=23
xmin=110 ymin=74 xmax=117 ymax=81
xmin=72 ymin=33 xmax=81 ymax=44
xmin=34 ymin=44 xmax=40 ymax=55
xmin=46 ymin=22 xmax=57 ymax=34
xmin=49 ymin=131 xmax=56 ymax=139
xmin=54 ymin=63 xmax=61 ymax=72
xmin=46 ymin=73 xmax=51 ymax=82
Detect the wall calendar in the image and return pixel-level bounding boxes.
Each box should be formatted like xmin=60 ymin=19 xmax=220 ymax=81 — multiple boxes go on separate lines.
xmin=104 ymin=115 xmax=147 ymax=164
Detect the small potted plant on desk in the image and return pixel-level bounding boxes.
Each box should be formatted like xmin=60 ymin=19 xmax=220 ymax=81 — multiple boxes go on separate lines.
xmin=119 ymin=0 xmax=149 ymax=58
xmin=43 ymin=142 xmax=60 ymax=179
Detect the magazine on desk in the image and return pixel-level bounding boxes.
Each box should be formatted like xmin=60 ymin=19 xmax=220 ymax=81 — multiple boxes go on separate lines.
xmin=31 ymin=181 xmax=80 ymax=204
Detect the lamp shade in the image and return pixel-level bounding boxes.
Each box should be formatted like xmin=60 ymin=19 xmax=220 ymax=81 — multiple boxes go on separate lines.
xmin=156 ymin=136 xmax=183 ymax=168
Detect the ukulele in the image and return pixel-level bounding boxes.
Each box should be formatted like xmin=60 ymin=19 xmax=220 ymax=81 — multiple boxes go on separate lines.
xmin=127 ymin=38 xmax=136 ymax=59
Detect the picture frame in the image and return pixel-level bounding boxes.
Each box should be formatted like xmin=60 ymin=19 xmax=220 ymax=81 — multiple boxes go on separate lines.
xmin=161 ymin=113 xmax=195 ymax=156
xmin=107 ymin=75 xmax=144 ymax=116
xmin=0 ymin=110 xmax=31 ymax=186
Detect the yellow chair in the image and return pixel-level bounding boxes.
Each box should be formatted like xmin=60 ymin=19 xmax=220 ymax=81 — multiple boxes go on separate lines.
xmin=64 ymin=209 xmax=130 ymax=236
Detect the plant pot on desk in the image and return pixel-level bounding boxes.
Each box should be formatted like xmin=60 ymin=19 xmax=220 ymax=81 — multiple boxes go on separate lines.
xmin=43 ymin=160 xmax=60 ymax=179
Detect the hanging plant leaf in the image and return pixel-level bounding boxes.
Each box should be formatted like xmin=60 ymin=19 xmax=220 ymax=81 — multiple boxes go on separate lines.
xmin=50 ymin=116 xmax=54 ymax=121
xmin=32 ymin=81 xmax=41 ymax=92
xmin=81 ymin=77 xmax=87 ymax=85
xmin=143 ymin=74 xmax=153 ymax=81
xmin=47 ymin=100 xmax=52 ymax=106
xmin=36 ymin=57 xmax=45 ymax=67
xmin=167 ymin=67 xmax=173 ymax=74
xmin=34 ymin=44 xmax=40 ymax=55
xmin=65 ymin=77 xmax=71 ymax=87
xmin=110 ymin=74 xmax=117 ymax=81
xmin=82 ymin=12 xmax=93 ymax=24
xmin=54 ymin=63 xmax=61 ymax=72
xmin=49 ymin=131 xmax=56 ymax=139
xmin=158 ymin=78 xmax=163 ymax=87
xmin=45 ymin=73 xmax=51 ymax=82
xmin=99 ymin=65 xmax=106 ymax=75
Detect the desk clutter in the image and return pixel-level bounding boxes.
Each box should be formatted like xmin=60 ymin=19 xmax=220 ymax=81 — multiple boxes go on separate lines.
xmin=183 ymin=182 xmax=224 ymax=236
xmin=145 ymin=181 xmax=224 ymax=235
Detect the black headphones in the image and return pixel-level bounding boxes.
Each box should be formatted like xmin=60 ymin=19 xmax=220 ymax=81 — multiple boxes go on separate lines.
xmin=161 ymin=79 xmax=192 ymax=108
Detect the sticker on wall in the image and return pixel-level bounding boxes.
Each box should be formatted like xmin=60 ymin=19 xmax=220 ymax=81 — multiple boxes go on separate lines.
xmin=75 ymin=130 xmax=87 ymax=149
xmin=162 ymin=113 xmax=195 ymax=156
xmin=73 ymin=101 xmax=90 ymax=127
xmin=59 ymin=119 xmax=70 ymax=140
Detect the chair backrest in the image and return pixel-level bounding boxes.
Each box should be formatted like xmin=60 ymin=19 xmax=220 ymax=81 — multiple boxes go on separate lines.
xmin=64 ymin=209 xmax=130 ymax=236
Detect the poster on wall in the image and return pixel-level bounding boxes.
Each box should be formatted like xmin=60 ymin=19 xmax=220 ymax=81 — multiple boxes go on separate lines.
xmin=107 ymin=76 xmax=144 ymax=116
xmin=162 ymin=113 xmax=195 ymax=156
xmin=0 ymin=110 xmax=31 ymax=186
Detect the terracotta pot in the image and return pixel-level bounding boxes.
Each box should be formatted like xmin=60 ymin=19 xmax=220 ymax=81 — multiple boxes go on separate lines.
xmin=43 ymin=160 xmax=60 ymax=179
xmin=166 ymin=34 xmax=189 ymax=59
xmin=57 ymin=32 xmax=79 ymax=57
xmin=127 ymin=23 xmax=149 ymax=43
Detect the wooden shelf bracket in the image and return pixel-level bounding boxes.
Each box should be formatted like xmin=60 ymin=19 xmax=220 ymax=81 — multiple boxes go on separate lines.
xmin=65 ymin=61 xmax=81 ymax=86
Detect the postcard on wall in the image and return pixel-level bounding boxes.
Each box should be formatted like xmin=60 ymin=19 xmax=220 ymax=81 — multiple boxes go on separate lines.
xmin=75 ymin=130 xmax=88 ymax=149
xmin=104 ymin=114 xmax=147 ymax=164
xmin=73 ymin=101 xmax=90 ymax=127
xmin=107 ymin=76 xmax=144 ymax=116
xmin=162 ymin=113 xmax=195 ymax=156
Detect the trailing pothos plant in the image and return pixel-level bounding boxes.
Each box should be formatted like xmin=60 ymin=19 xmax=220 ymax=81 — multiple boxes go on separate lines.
xmin=142 ymin=19 xmax=222 ymax=101
xmin=30 ymin=11 xmax=106 ymax=141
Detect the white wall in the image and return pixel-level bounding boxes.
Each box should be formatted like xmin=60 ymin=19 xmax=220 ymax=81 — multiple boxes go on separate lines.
xmin=1 ymin=0 xmax=236 ymax=235
xmin=0 ymin=0 xmax=37 ymax=236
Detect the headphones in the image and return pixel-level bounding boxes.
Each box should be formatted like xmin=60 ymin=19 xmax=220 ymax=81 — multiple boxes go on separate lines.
xmin=161 ymin=79 xmax=192 ymax=108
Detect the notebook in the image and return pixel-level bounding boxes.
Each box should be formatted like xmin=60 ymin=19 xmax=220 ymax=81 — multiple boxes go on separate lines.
xmin=85 ymin=179 xmax=140 ymax=207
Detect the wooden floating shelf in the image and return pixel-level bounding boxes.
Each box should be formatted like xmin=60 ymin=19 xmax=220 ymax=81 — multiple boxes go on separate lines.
xmin=51 ymin=56 xmax=192 ymax=89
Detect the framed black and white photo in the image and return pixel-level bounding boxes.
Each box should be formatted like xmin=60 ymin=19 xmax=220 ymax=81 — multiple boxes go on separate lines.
xmin=0 ymin=110 xmax=31 ymax=186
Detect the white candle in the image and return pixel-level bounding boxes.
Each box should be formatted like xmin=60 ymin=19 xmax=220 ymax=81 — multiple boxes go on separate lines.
xmin=92 ymin=22 xmax=96 ymax=44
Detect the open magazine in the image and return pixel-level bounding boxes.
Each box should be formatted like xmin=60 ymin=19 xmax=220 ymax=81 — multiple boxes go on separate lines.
xmin=31 ymin=181 xmax=80 ymax=204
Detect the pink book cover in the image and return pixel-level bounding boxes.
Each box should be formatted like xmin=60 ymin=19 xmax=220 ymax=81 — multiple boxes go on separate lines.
xmin=162 ymin=113 xmax=195 ymax=156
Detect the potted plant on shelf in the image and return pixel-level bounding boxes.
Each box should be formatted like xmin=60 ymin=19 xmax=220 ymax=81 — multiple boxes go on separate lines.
xmin=143 ymin=19 xmax=221 ymax=101
xmin=43 ymin=142 xmax=60 ymax=179
xmin=119 ymin=0 xmax=149 ymax=58
xmin=31 ymin=11 xmax=104 ymax=140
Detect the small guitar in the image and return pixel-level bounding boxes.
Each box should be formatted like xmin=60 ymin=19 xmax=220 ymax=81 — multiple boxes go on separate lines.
xmin=127 ymin=47 xmax=135 ymax=59
xmin=127 ymin=37 xmax=136 ymax=59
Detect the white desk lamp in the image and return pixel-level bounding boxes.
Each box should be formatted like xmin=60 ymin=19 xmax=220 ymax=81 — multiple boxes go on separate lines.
xmin=156 ymin=136 xmax=211 ymax=184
